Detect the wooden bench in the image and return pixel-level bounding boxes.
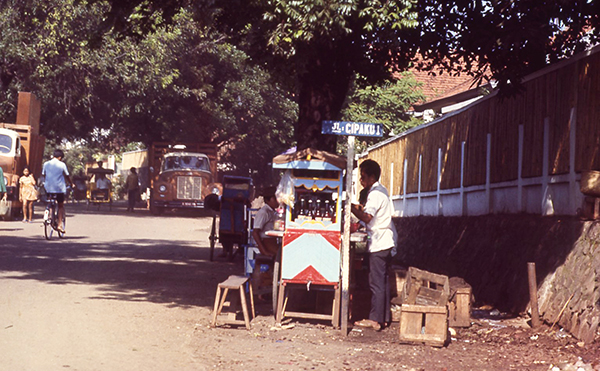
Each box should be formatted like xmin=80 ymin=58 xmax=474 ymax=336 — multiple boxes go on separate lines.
xmin=211 ymin=275 xmax=255 ymax=330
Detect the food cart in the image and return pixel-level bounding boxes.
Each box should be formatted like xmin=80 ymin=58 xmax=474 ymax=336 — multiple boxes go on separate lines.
xmin=271 ymin=148 xmax=346 ymax=327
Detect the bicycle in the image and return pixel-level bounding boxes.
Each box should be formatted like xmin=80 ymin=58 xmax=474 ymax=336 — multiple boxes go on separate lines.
xmin=44 ymin=194 xmax=66 ymax=240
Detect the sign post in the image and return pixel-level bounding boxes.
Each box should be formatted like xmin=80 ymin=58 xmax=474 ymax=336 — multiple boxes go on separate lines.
xmin=322 ymin=120 xmax=383 ymax=335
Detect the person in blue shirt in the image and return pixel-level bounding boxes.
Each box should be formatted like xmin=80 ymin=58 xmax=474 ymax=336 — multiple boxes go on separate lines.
xmin=41 ymin=149 xmax=74 ymax=233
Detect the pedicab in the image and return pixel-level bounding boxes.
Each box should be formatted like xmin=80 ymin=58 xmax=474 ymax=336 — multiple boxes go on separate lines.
xmin=207 ymin=175 xmax=255 ymax=261
xmin=86 ymin=167 xmax=114 ymax=211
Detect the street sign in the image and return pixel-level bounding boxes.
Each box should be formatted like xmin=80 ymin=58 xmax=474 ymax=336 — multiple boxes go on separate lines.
xmin=322 ymin=121 xmax=384 ymax=137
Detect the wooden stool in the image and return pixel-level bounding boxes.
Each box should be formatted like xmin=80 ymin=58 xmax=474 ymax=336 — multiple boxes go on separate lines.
xmin=211 ymin=275 xmax=255 ymax=330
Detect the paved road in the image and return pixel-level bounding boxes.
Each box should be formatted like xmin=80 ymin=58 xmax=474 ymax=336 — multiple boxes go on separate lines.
xmin=0 ymin=202 xmax=240 ymax=371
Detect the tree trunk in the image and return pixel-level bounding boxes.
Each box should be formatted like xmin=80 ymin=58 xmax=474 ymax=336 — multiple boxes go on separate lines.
xmin=295 ymin=44 xmax=352 ymax=153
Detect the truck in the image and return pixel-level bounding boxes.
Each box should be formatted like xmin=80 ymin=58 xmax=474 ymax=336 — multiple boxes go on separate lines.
xmin=148 ymin=142 xmax=222 ymax=215
xmin=0 ymin=92 xmax=45 ymax=220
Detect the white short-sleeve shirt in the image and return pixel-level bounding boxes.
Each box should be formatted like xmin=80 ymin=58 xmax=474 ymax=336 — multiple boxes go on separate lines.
xmin=254 ymin=203 xmax=276 ymax=239
xmin=96 ymin=177 xmax=111 ymax=190
xmin=363 ymin=181 xmax=397 ymax=253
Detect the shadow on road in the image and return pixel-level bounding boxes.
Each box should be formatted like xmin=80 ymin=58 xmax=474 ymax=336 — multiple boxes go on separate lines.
xmin=0 ymin=235 xmax=242 ymax=310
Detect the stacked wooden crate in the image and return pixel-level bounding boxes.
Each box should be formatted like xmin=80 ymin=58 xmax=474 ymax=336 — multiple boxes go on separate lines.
xmin=398 ymin=267 xmax=450 ymax=347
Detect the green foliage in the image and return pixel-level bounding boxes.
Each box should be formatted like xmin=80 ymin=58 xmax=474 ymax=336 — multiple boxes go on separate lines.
xmin=0 ymin=1 xmax=296 ymax=182
xmin=406 ymin=0 xmax=599 ymax=96
xmin=263 ymin=0 xmax=418 ymax=59
xmin=341 ymin=72 xmax=425 ymax=136
xmin=90 ymin=0 xmax=421 ymax=151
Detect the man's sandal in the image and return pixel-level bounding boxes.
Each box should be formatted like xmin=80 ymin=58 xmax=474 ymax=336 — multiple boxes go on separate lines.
xmin=353 ymin=319 xmax=381 ymax=331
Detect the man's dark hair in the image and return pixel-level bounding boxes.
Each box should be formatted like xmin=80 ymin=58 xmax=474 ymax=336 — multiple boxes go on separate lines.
xmin=262 ymin=186 xmax=277 ymax=201
xmin=360 ymin=159 xmax=381 ymax=181
xmin=53 ymin=149 xmax=64 ymax=159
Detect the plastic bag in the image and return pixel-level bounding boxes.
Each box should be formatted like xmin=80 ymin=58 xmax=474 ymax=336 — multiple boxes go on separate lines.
xmin=276 ymin=170 xmax=296 ymax=207
xmin=0 ymin=198 xmax=10 ymax=217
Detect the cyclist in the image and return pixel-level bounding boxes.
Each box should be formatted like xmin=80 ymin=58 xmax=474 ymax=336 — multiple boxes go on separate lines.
xmin=42 ymin=149 xmax=74 ymax=233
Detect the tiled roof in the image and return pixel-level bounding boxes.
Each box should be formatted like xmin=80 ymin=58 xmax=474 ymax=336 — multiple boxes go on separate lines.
xmin=395 ymin=68 xmax=482 ymax=106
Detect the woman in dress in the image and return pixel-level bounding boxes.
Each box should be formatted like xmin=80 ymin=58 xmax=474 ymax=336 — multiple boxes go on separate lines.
xmin=19 ymin=167 xmax=37 ymax=222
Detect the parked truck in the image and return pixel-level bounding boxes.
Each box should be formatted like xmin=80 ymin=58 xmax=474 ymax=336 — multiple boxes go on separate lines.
xmin=148 ymin=142 xmax=221 ymax=215
xmin=0 ymin=92 xmax=45 ymax=220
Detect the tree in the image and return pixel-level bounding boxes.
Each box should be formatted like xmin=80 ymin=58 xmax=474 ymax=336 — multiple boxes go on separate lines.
xmin=341 ymin=72 xmax=425 ymax=136
xmin=89 ymin=0 xmax=419 ymax=152
xmin=90 ymin=0 xmax=599 ymax=150
xmin=405 ymin=0 xmax=599 ymax=96
xmin=0 ymin=1 xmax=296 ymax=182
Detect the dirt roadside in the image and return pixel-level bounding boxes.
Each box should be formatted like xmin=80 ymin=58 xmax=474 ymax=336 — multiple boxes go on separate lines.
xmin=0 ymin=203 xmax=598 ymax=370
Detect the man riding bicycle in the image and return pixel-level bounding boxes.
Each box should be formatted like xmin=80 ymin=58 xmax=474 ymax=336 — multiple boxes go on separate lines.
xmin=42 ymin=149 xmax=74 ymax=233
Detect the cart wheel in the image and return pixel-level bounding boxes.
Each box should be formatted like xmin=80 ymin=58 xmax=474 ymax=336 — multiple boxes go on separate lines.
xmin=272 ymin=248 xmax=281 ymax=316
xmin=44 ymin=220 xmax=53 ymax=240
xmin=209 ymin=214 xmax=217 ymax=261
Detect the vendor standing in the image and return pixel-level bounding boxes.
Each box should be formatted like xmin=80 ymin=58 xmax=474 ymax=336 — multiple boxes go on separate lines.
xmin=351 ymin=159 xmax=397 ymax=331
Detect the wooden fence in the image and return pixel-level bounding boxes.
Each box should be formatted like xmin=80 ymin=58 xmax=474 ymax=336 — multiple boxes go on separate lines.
xmin=362 ymin=46 xmax=600 ymax=216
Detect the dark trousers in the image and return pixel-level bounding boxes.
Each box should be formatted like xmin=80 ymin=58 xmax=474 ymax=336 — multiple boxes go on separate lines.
xmin=128 ymin=189 xmax=138 ymax=210
xmin=369 ymin=248 xmax=392 ymax=324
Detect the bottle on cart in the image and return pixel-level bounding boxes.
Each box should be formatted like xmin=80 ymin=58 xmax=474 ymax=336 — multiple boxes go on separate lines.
xmin=306 ymin=199 xmax=314 ymax=219
xmin=299 ymin=196 xmax=307 ymax=218
xmin=274 ymin=206 xmax=285 ymax=231
xmin=315 ymin=199 xmax=322 ymax=220
xmin=324 ymin=200 xmax=331 ymax=219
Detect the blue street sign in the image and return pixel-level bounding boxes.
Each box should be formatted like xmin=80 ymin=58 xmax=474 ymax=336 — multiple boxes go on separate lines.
xmin=321 ymin=120 xmax=384 ymax=137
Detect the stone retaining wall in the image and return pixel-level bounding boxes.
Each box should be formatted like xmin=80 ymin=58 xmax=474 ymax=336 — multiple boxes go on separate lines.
xmin=393 ymin=215 xmax=600 ymax=342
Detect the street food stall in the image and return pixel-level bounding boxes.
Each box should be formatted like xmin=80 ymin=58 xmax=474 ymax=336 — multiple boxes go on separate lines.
xmin=271 ymin=148 xmax=347 ymax=327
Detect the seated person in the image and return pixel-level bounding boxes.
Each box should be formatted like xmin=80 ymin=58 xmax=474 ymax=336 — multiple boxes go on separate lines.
xmin=94 ymin=173 xmax=111 ymax=199
xmin=251 ymin=186 xmax=280 ymax=257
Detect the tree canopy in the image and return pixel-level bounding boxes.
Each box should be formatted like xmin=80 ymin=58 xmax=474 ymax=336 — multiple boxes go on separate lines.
xmin=341 ymin=72 xmax=425 ymax=137
xmin=0 ymin=0 xmax=296 ymax=181
xmin=2 ymin=0 xmax=597 ymax=176
xmin=90 ymin=0 xmax=420 ymax=152
xmin=90 ymin=0 xmax=598 ymax=152
xmin=406 ymin=0 xmax=599 ymax=95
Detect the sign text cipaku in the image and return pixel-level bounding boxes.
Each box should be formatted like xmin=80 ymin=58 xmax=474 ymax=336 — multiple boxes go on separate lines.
xmin=321 ymin=121 xmax=384 ymax=138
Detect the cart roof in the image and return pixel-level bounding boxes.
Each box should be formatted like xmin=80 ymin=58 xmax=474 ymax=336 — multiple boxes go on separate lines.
xmin=272 ymin=148 xmax=346 ymax=171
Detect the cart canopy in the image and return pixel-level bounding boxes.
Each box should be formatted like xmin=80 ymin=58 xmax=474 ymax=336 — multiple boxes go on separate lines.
xmin=86 ymin=167 xmax=114 ymax=175
xmin=272 ymin=148 xmax=346 ymax=171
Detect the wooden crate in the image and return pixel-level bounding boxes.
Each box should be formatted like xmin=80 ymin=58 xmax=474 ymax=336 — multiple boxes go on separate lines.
xmin=398 ymin=304 xmax=448 ymax=347
xmin=582 ymin=197 xmax=600 ymax=220
xmin=390 ymin=268 xmax=407 ymax=298
xmin=448 ymin=287 xmax=472 ymax=327
xmin=402 ymin=267 xmax=450 ymax=306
